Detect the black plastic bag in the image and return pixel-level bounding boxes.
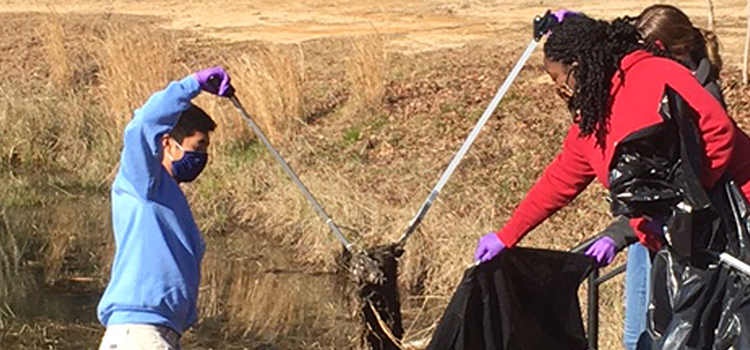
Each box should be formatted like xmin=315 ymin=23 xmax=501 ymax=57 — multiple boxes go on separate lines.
xmin=427 ymin=248 xmax=594 ymax=350
xmin=646 ymin=250 xmax=750 ymax=349
xmin=644 ymin=180 xmax=750 ymax=350
xmin=606 ymin=85 xmax=750 ymax=349
xmin=608 ymin=85 xmax=724 ymax=265
xmin=608 ymin=119 xmax=683 ymax=219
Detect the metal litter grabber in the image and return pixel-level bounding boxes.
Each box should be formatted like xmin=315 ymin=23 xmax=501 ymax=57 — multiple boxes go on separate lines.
xmin=220 ymin=89 xmax=397 ymax=349
xmin=207 ymin=75 xmax=356 ymax=253
xmin=714 ymin=252 xmax=750 ymax=276
xmin=225 ymin=94 xmax=355 ymax=252
xmin=223 ymin=92 xmax=388 ymax=277
xmin=396 ymin=11 xmax=562 ymax=247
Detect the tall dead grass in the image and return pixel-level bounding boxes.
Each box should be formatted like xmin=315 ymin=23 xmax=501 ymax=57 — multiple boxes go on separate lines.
xmin=220 ymin=44 xmax=304 ymax=145
xmin=96 ymin=22 xmax=181 ymax=141
xmin=2 ymin=15 xmax=116 ymax=181
xmin=347 ymin=34 xmax=387 ymax=110
xmin=0 ymin=209 xmax=26 ymax=310
xmin=40 ymin=12 xmax=72 ymax=90
xmin=0 ymin=87 xmax=100 ymax=179
xmin=226 ymin=268 xmax=301 ymax=337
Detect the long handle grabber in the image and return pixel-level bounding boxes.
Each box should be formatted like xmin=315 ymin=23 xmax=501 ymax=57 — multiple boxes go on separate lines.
xmin=396 ymin=39 xmax=538 ymax=246
xmin=396 ymin=10 xmax=566 ymax=247
xmin=227 ymin=94 xmax=355 ymax=252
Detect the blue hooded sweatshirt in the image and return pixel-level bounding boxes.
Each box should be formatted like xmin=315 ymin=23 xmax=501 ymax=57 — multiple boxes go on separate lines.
xmin=97 ymin=75 xmax=205 ymax=334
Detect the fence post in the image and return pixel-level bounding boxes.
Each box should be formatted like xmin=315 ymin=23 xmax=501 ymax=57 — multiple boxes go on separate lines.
xmin=588 ymin=269 xmax=600 ymax=350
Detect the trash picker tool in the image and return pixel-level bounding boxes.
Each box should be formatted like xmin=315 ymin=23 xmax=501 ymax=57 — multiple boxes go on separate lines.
xmin=397 ymin=45 xmax=533 ymax=245
xmin=395 ymin=11 xmax=564 ymax=247
xmin=221 ymin=90 xmax=396 ymax=349
xmin=225 ymin=93 xmax=355 ymax=252
xmin=715 ymin=252 xmax=750 ymax=277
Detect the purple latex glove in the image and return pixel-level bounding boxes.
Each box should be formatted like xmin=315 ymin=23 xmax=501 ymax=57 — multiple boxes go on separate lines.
xmin=584 ymin=236 xmax=616 ymax=267
xmin=552 ymin=9 xmax=580 ymax=23
xmin=474 ymin=232 xmax=506 ymax=263
xmin=194 ymin=67 xmax=233 ymax=97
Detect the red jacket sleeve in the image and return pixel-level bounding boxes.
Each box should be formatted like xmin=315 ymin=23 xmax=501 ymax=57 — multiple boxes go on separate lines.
xmin=666 ymin=64 xmax=734 ymax=190
xmin=629 ymin=217 xmax=664 ymax=251
xmin=496 ymin=126 xmax=596 ymax=247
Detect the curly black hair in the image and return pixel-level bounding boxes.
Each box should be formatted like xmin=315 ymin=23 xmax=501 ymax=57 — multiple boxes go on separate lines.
xmin=544 ymin=14 xmax=664 ymax=142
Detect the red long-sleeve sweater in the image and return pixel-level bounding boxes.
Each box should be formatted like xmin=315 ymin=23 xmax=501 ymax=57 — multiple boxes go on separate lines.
xmin=496 ymin=50 xmax=750 ymax=251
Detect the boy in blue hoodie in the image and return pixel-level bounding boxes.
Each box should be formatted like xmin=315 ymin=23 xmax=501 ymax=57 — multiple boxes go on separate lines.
xmin=97 ymin=67 xmax=232 ymax=350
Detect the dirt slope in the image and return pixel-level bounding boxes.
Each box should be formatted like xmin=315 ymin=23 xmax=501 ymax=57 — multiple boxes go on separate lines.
xmin=2 ymin=0 xmax=748 ymax=61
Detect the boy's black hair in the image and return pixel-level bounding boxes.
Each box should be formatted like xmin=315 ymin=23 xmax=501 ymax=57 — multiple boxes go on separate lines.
xmin=544 ymin=14 xmax=665 ymax=142
xmin=169 ymin=104 xmax=216 ymax=143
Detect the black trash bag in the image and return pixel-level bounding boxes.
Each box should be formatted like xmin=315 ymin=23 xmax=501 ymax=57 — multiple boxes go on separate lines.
xmin=608 ymin=85 xmax=724 ymax=266
xmin=607 ymin=84 xmax=750 ymax=349
xmin=608 ymin=119 xmax=683 ymax=219
xmin=426 ymin=248 xmax=594 ymax=350
xmin=646 ymin=251 xmax=750 ymax=349
xmin=713 ymin=267 xmax=750 ymax=349
xmin=646 ymin=248 xmax=729 ymax=349
xmin=644 ymin=180 xmax=750 ymax=350
xmin=707 ymin=180 xmax=750 ymax=349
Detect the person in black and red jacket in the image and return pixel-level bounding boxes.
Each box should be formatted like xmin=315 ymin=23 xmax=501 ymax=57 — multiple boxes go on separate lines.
xmin=585 ymin=6 xmax=750 ymax=349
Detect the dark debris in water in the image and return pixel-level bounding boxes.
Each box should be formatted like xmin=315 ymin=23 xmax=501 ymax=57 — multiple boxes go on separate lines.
xmin=338 ymin=244 xmax=405 ymax=350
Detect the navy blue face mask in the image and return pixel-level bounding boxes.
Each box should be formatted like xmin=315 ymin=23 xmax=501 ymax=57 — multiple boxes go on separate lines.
xmin=169 ymin=141 xmax=208 ymax=183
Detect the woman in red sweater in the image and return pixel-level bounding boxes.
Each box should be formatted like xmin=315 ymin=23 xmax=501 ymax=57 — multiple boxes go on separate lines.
xmin=474 ymin=13 xmax=749 ymax=263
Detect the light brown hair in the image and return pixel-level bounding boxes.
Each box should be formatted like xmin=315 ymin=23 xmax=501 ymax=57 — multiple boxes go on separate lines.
xmin=635 ymin=4 xmax=722 ymax=76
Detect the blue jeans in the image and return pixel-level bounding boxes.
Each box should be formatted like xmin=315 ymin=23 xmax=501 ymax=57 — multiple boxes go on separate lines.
xmin=623 ymin=243 xmax=652 ymax=350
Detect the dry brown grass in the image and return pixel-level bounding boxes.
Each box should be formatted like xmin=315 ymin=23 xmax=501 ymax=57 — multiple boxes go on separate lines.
xmin=40 ymin=12 xmax=72 ymax=90
xmin=0 ymin=210 xmax=26 ymax=310
xmin=2 ymin=15 xmax=117 ymax=181
xmin=0 ymin=88 xmax=97 ymax=179
xmin=347 ymin=34 xmax=387 ymax=110
xmin=216 ymin=44 xmax=304 ymax=145
xmin=96 ymin=21 xmax=182 ymax=140
xmin=226 ymin=268 xmax=301 ymax=337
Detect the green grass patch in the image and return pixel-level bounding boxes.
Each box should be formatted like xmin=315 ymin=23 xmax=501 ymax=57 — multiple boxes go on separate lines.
xmin=342 ymin=125 xmax=362 ymax=148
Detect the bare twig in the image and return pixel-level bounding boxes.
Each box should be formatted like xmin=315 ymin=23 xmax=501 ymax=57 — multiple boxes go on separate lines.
xmin=707 ymin=0 xmax=716 ymax=31
xmin=404 ymin=296 xmax=431 ymax=336
xmin=368 ymin=301 xmax=405 ymax=350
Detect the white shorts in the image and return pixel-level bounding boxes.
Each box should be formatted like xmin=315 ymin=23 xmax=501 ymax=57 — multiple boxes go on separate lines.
xmin=98 ymin=324 xmax=181 ymax=350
